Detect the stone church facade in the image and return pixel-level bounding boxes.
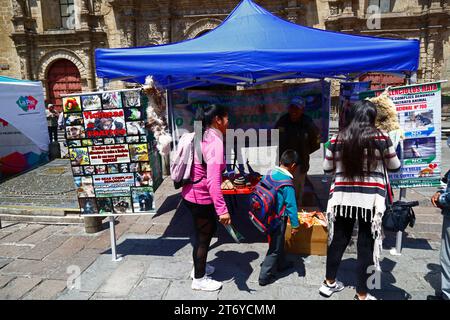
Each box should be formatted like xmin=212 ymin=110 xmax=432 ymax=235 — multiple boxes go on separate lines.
xmin=0 ymin=0 xmax=449 ymax=110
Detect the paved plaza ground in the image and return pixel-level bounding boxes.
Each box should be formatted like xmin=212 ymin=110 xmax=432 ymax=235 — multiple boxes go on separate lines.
xmin=0 ymin=142 xmax=448 ymax=300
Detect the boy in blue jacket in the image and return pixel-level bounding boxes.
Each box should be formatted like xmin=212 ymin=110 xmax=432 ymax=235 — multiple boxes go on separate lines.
xmin=259 ymin=149 xmax=300 ymax=286
xmin=429 ymin=138 xmax=450 ymax=300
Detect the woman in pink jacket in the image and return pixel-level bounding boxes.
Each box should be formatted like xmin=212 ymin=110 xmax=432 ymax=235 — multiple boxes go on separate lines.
xmin=182 ymin=103 xmax=231 ymax=291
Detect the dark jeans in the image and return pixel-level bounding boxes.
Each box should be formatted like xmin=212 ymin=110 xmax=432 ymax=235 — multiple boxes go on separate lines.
xmin=48 ymin=126 xmax=58 ymax=142
xmin=183 ymin=199 xmax=218 ymax=279
xmin=326 ymin=213 xmax=375 ymax=294
xmin=259 ymin=217 xmax=288 ymax=282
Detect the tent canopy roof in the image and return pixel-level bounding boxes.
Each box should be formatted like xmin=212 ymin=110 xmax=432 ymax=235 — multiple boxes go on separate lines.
xmin=95 ymin=0 xmax=419 ymax=90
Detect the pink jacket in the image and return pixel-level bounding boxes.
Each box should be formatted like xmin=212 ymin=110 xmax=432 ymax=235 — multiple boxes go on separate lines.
xmin=181 ymin=128 xmax=228 ymax=216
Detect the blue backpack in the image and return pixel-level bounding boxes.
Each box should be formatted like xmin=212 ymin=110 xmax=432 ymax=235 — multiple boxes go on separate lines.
xmin=248 ymin=170 xmax=294 ymax=234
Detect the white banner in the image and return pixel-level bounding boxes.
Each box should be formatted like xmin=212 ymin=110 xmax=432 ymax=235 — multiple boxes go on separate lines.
xmin=0 ymin=81 xmax=48 ymax=151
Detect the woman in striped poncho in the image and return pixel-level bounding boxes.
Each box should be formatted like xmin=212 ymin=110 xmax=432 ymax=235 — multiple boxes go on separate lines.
xmin=318 ymin=100 xmax=401 ymax=301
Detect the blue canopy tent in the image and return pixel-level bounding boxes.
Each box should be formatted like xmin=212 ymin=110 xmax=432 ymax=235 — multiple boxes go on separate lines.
xmin=95 ymin=0 xmax=420 ymax=90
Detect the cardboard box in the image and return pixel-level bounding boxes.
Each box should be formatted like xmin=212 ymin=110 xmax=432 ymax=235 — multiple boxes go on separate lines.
xmin=285 ymin=222 xmax=328 ymax=256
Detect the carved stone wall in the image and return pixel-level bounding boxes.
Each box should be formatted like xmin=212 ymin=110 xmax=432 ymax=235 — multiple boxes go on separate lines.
xmin=1 ymin=1 xmax=448 ymax=95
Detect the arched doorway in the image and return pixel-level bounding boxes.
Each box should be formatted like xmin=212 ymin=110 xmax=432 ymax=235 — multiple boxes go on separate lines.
xmin=47 ymin=59 xmax=82 ymax=113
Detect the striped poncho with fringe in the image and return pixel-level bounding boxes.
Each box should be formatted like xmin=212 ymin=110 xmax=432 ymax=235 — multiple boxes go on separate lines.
xmin=324 ymin=131 xmax=401 ymax=270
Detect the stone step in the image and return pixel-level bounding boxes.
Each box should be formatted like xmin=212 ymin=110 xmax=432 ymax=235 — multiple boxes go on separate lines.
xmin=0 ymin=211 xmax=83 ymax=225
xmin=0 ymin=206 xmax=73 ymax=217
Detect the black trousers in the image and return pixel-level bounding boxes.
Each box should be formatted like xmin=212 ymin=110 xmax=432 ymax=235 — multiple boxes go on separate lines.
xmin=259 ymin=217 xmax=288 ymax=282
xmin=48 ymin=126 xmax=58 ymax=142
xmin=183 ymin=199 xmax=218 ymax=279
xmin=326 ymin=213 xmax=375 ymax=293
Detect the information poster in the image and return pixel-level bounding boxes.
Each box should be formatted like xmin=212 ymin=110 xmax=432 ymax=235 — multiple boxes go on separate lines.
xmin=63 ymin=89 xmax=157 ymax=216
xmin=361 ymin=82 xmax=442 ymax=188
xmin=171 ymin=82 xmax=331 ymax=143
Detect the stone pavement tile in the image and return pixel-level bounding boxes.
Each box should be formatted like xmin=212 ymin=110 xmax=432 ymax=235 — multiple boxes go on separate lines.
xmin=20 ymin=225 xmax=64 ymax=244
xmin=0 ymin=275 xmax=14 ymax=289
xmin=151 ymin=214 xmax=175 ymax=225
xmin=56 ymin=289 xmax=94 ymax=300
xmin=127 ymin=223 xmax=152 ymax=234
xmin=58 ymin=225 xmax=86 ymax=236
xmin=19 ymin=235 xmax=69 ymax=260
xmin=218 ymin=280 xmax=280 ymax=300
xmin=89 ymin=293 xmax=127 ymax=300
xmin=409 ymin=290 xmax=433 ymax=300
xmin=0 ymin=277 xmax=42 ymax=300
xmin=45 ymin=236 xmax=92 ymax=261
xmin=278 ymin=284 xmax=327 ymax=300
xmin=75 ymin=254 xmax=123 ymax=292
xmin=128 ymin=278 xmax=171 ymax=300
xmin=145 ymin=256 xmax=193 ymax=280
xmin=0 ymin=257 xmax=13 ymax=269
xmin=0 ymin=258 xmax=57 ymax=277
xmin=22 ymin=279 xmax=67 ymax=300
xmin=84 ymin=230 xmax=111 ymax=250
xmin=45 ymin=249 xmax=100 ymax=280
xmin=146 ymin=223 xmax=169 ymax=236
xmin=0 ymin=224 xmax=45 ymax=243
xmin=373 ymin=290 xmax=413 ymax=300
xmin=96 ymin=259 xmax=147 ymax=297
xmin=0 ymin=243 xmax=34 ymax=259
xmin=0 ymin=223 xmax=25 ymax=240
xmin=164 ymin=280 xmax=219 ymax=300
xmin=380 ymin=271 xmax=430 ymax=292
xmin=136 ymin=215 xmax=155 ymax=224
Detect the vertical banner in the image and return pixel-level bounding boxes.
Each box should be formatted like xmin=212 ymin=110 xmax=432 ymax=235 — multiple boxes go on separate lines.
xmin=361 ymin=82 xmax=442 ymax=188
xmin=63 ymin=89 xmax=158 ymax=216
xmin=0 ymin=81 xmax=49 ymax=180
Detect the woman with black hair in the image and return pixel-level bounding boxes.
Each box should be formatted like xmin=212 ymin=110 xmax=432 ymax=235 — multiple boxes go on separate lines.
xmin=182 ymin=102 xmax=231 ymax=291
xmin=319 ymin=100 xmax=401 ymax=300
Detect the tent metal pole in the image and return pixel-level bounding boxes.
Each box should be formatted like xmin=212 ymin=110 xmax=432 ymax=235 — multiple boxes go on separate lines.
xmin=390 ymin=70 xmax=415 ymax=256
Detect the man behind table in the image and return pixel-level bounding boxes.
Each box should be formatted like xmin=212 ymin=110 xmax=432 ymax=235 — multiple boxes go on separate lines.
xmin=274 ymin=97 xmax=320 ymax=207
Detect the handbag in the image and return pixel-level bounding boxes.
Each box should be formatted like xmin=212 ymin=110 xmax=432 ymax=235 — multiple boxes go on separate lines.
xmin=378 ymin=135 xmax=418 ymax=232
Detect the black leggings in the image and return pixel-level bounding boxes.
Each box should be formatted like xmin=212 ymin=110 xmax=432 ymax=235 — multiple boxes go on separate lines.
xmin=183 ymin=199 xmax=218 ymax=279
xmin=326 ymin=212 xmax=375 ymax=294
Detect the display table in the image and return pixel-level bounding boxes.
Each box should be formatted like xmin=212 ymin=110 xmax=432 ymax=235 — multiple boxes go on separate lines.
xmin=221 ymin=177 xmax=259 ymax=215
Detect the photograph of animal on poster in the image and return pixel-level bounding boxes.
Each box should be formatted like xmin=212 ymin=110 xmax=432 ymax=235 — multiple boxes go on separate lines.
xmin=83 ymin=110 xmax=126 ymax=138
xmin=74 ymin=176 xmax=95 ymax=198
xmin=403 ymin=110 xmax=434 ymax=131
xmin=111 ymin=197 xmax=132 ymax=214
xmin=79 ymin=198 xmax=98 ymax=215
xmin=389 ymin=162 xmax=440 ymax=180
xmin=403 ymin=137 xmax=436 ymax=159
xmin=131 ymin=187 xmax=155 ymax=212
xmin=92 ymin=173 xmax=135 ymax=198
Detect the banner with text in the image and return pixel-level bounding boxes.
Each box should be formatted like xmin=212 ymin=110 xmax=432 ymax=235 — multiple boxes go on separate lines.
xmin=63 ymin=89 xmax=160 ymax=216
xmin=361 ymin=82 xmax=442 ymax=188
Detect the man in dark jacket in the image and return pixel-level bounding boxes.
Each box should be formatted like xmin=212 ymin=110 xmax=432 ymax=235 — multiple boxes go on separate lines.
xmin=275 ymin=97 xmax=320 ymax=206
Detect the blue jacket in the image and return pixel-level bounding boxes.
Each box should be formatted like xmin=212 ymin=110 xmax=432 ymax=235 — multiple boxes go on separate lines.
xmin=437 ymin=175 xmax=450 ymax=217
xmin=270 ymin=167 xmax=300 ymax=228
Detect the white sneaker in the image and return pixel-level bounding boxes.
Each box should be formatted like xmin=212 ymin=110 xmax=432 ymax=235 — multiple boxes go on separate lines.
xmin=190 ymin=264 xmax=215 ymax=279
xmin=191 ymin=276 xmax=222 ymax=291
xmin=319 ymin=280 xmax=345 ymax=297
xmin=354 ymin=293 xmax=377 ymax=300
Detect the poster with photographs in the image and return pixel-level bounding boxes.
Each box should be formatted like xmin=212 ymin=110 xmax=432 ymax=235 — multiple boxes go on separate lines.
xmin=361 ymin=82 xmax=442 ymax=188
xmin=62 ymin=88 xmax=160 ymax=217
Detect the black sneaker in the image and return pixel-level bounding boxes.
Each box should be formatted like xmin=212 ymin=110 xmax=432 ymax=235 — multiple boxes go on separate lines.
xmin=427 ymin=294 xmax=444 ymax=300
